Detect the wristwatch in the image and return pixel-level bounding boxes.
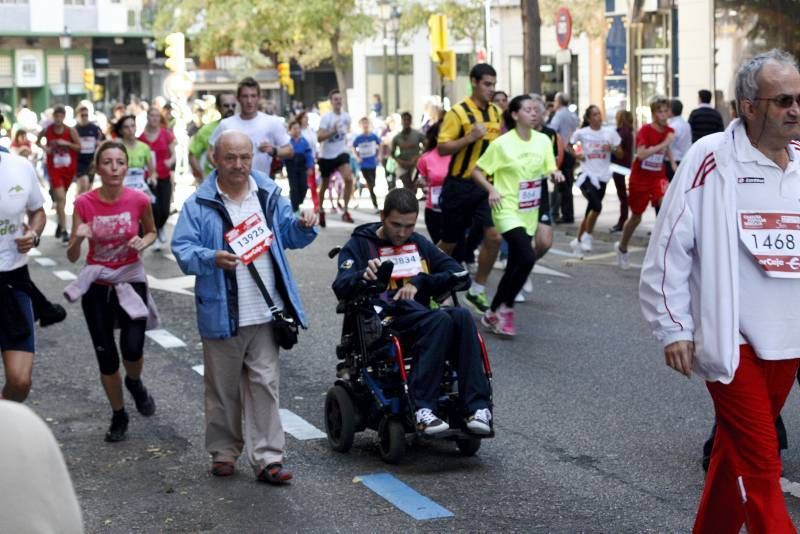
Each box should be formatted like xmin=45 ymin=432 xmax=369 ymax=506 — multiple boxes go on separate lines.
xmin=271 ymin=146 xmax=278 ymax=158
xmin=33 ymin=233 xmax=40 ymax=247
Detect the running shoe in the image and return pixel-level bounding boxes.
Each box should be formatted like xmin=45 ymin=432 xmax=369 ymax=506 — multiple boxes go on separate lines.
xmin=61 ymin=231 xmax=70 ymax=244
xmin=55 ymin=224 xmax=63 ymax=238
xmin=104 ymin=410 xmax=129 ymax=442
xmin=319 ymin=210 xmax=326 ymax=228
xmin=580 ymin=233 xmax=593 ymax=252
xmin=341 ymin=211 xmax=354 ymax=223
xmin=522 ymin=277 xmax=533 ymax=294
xmin=466 ymin=291 xmax=490 ymax=312
xmin=496 ymin=307 xmax=516 ymax=336
xmin=481 ymin=310 xmax=500 ymax=332
xmin=466 ymin=408 xmax=492 ymax=435
xmin=569 ymin=238 xmax=583 ymax=258
xmin=614 ymin=241 xmax=630 ymax=270
xmin=125 ymin=376 xmax=156 ymax=416
xmin=415 ymin=408 xmax=450 ymax=436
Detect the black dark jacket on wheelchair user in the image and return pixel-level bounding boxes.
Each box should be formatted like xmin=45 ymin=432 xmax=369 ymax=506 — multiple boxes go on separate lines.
xmin=332 ymin=222 xmax=469 ymax=307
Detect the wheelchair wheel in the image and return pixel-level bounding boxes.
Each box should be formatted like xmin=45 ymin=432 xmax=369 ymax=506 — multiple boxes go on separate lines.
xmin=378 ymin=417 xmax=405 ymax=464
xmin=456 ymin=437 xmax=481 ymax=456
xmin=325 ymin=385 xmax=356 ymax=453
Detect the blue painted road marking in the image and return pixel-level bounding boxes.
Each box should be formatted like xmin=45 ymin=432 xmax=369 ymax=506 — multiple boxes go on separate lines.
xmin=357 ymin=473 xmax=454 ymax=520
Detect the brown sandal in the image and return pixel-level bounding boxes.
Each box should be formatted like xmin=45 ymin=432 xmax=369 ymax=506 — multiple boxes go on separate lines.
xmin=257 ymin=463 xmax=293 ymax=485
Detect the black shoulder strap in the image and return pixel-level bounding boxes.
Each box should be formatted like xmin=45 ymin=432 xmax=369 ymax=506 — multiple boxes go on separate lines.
xmin=246 ymin=262 xmax=281 ymax=315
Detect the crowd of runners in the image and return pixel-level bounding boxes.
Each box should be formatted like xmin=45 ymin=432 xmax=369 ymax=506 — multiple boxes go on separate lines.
xmin=3 ymin=47 xmax=800 ymax=530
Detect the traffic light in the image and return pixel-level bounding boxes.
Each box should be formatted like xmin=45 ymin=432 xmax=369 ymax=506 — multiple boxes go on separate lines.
xmin=436 ymin=49 xmax=456 ymax=81
xmin=83 ymin=68 xmax=94 ymax=91
xmin=428 ymin=14 xmax=448 ymax=61
xmin=277 ymin=62 xmax=291 ymax=87
xmin=164 ymin=32 xmax=185 ymax=72
xmin=92 ymin=84 xmax=104 ymax=101
xmin=287 ymin=78 xmax=295 ymax=96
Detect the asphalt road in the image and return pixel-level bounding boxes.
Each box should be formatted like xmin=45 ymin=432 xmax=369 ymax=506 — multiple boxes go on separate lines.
xmin=8 ymin=181 xmax=800 ymax=533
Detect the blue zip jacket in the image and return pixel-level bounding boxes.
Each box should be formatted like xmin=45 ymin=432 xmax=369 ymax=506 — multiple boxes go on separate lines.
xmin=171 ymin=169 xmax=318 ymax=339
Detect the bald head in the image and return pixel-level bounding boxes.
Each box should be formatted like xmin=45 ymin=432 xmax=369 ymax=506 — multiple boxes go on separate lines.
xmin=214 ymin=130 xmax=253 ymax=186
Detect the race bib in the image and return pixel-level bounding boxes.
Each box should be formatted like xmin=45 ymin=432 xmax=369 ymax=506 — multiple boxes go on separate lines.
xmin=430 ymin=185 xmax=442 ymax=212
xmin=356 ymin=141 xmax=377 ymax=158
xmin=518 ymin=180 xmax=542 ymax=211
xmin=123 ymin=169 xmax=156 ymax=203
xmin=738 ymin=211 xmax=800 ymax=278
xmin=225 ymin=212 xmax=274 ymax=264
xmin=379 ymin=244 xmax=423 ymax=280
xmin=53 ymin=152 xmax=71 ymax=168
xmin=79 ymin=136 xmax=97 ymax=154
xmin=641 ymin=152 xmax=664 ymax=172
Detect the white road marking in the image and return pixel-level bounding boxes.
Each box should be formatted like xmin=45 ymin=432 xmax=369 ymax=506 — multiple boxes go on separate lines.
xmin=532 ymin=264 xmax=571 ymax=279
xmin=164 ymin=253 xmax=177 ymax=262
xmin=146 ymin=274 xmax=195 ymax=296
xmin=145 ymin=329 xmax=187 ymax=349
xmin=279 ymin=408 xmax=326 ymax=440
xmin=549 ymin=248 xmax=575 ymax=257
xmin=192 ymin=364 xmax=205 ymax=376
xmin=781 ymin=477 xmax=800 ymax=498
xmin=34 ymin=257 xmax=57 ymax=267
xmin=52 ymin=270 xmax=77 ymax=281
xmin=28 ymin=248 xmax=42 ymax=257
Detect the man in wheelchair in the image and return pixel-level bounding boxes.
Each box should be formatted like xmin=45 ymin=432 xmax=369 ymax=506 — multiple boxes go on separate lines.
xmin=332 ymin=188 xmax=493 ymax=436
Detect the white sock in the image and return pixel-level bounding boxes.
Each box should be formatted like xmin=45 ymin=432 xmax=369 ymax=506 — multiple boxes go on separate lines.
xmin=469 ymin=282 xmax=485 ymax=296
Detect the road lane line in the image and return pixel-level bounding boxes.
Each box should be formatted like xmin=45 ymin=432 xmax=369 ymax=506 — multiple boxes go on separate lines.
xmin=781 ymin=477 xmax=800 ymax=498
xmin=279 ymin=408 xmax=326 ymax=440
xmin=34 ymin=257 xmax=57 ymax=267
xmin=533 ymin=264 xmax=571 ymax=278
xmin=192 ymin=364 xmax=205 ymax=376
xmin=52 ymin=270 xmax=77 ymax=281
xmin=355 ymin=473 xmax=454 ymax=520
xmin=28 ymin=247 xmax=42 ymax=257
xmin=145 ymin=329 xmax=187 ymax=349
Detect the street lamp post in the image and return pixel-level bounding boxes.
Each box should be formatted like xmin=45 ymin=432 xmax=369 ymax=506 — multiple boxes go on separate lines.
xmin=145 ymin=40 xmax=156 ymax=103
xmin=59 ymin=26 xmax=72 ymax=106
xmin=388 ymin=6 xmax=400 ymax=112
xmin=378 ymin=0 xmax=392 ymax=116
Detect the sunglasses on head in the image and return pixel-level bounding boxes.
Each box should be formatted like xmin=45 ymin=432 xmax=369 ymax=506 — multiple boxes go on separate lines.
xmin=754 ymin=94 xmax=800 ymax=108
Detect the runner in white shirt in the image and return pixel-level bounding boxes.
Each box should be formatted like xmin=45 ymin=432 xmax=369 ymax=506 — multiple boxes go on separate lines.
xmin=316 ymin=89 xmax=354 ymax=226
xmin=640 ymin=49 xmax=800 ymax=533
xmin=569 ymin=105 xmax=622 ymax=255
xmin=0 ymin=150 xmax=46 ymax=402
xmin=209 ymin=77 xmax=292 ymax=177
xmin=667 ymin=99 xmax=692 ymax=182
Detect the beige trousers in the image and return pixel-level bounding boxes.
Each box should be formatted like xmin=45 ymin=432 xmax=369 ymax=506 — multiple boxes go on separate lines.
xmin=202 ymin=323 xmax=284 ymax=473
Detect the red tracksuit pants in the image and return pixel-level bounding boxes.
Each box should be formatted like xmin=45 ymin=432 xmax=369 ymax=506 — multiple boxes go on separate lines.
xmin=694 ymin=344 xmax=799 ymax=534
xmin=307 ymin=168 xmax=320 ymax=211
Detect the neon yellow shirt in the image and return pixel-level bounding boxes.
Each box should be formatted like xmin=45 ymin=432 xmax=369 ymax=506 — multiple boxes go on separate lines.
xmin=475 ymin=129 xmax=556 ymax=235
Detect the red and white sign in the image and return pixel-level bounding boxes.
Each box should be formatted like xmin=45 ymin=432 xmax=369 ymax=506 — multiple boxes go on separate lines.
xmin=739 ymin=210 xmax=800 ymax=278
xmin=225 ymin=212 xmax=273 ymax=264
xmin=518 ymin=179 xmax=542 ymax=211
xmin=379 ymin=243 xmax=423 ymax=280
xmin=555 ymin=7 xmax=572 ymax=50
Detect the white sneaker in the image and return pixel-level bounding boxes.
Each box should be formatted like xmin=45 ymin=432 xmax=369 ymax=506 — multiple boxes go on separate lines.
xmin=580 ymin=233 xmax=593 ymax=252
xmin=515 ymin=291 xmax=526 ymax=303
xmin=415 ymin=408 xmax=449 ymax=436
xmin=614 ymin=241 xmax=630 ymax=270
xmin=570 ymin=238 xmax=583 ymax=258
xmin=522 ymin=277 xmax=533 ymax=294
xmin=152 ymin=239 xmax=162 ymax=252
xmin=466 ymin=408 xmax=492 ymax=435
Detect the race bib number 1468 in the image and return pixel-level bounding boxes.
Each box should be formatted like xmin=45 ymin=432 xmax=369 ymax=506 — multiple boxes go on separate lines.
xmin=738 ymin=211 xmax=800 ymax=278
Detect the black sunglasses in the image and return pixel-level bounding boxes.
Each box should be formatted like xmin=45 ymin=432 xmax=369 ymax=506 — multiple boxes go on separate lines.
xmin=754 ymin=94 xmax=800 ymax=108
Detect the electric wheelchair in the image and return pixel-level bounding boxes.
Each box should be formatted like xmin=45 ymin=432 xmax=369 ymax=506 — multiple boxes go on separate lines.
xmin=324 ymin=247 xmax=494 ymax=464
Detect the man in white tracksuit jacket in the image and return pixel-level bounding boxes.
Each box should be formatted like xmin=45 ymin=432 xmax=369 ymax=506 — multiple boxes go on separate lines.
xmin=640 ymin=49 xmax=800 ymax=533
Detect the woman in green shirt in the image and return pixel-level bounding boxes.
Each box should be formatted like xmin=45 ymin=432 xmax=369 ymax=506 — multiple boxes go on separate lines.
xmin=471 ymin=95 xmax=564 ymax=336
xmin=114 ymin=115 xmax=156 ymax=203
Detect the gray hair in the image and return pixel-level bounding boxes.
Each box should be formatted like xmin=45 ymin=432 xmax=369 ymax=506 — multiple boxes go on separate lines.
xmin=529 ymin=94 xmax=546 ymax=112
xmin=735 ymin=49 xmax=798 ymax=104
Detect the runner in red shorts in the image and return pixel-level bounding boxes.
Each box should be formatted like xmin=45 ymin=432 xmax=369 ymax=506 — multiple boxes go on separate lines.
xmin=38 ymin=105 xmax=80 ymax=243
xmin=614 ymin=96 xmax=675 ymax=269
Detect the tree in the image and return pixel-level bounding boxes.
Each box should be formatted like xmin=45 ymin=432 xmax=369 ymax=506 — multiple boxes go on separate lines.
xmin=153 ymin=0 xmax=376 ymax=105
xmin=399 ymin=0 xmax=484 ymax=53
xmin=522 ymin=0 xmax=542 ymax=94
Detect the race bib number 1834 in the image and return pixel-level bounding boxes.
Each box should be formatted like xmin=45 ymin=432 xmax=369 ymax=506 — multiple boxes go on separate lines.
xmin=738 ymin=211 xmax=800 ymax=278
xmin=379 ymin=244 xmax=423 ymax=280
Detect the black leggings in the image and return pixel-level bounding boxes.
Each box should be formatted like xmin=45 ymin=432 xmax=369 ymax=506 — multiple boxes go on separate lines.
xmin=580 ymin=180 xmax=607 ymax=215
xmin=81 ymin=282 xmax=147 ymax=375
xmin=361 ymin=168 xmax=378 ymax=208
xmin=151 ymin=178 xmax=172 ymax=230
xmin=491 ymin=227 xmax=535 ymax=310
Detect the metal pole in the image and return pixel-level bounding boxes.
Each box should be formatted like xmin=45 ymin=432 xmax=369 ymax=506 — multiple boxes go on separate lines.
xmin=484 ymin=0 xmax=491 ymax=62
xmin=563 ymin=64 xmax=570 ymax=96
xmin=382 ymin=23 xmax=388 ymax=115
xmin=63 ymin=46 xmax=69 ymax=106
xmin=393 ymin=30 xmax=399 ymax=111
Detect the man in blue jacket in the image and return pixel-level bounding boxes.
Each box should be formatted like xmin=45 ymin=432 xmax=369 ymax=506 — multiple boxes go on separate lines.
xmin=333 ymin=188 xmax=492 ymax=437
xmin=172 ymin=131 xmax=317 ymax=484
